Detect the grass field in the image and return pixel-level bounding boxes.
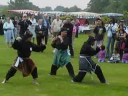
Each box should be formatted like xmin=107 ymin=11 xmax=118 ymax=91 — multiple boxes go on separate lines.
xmin=0 ymin=34 xmax=128 ymax=96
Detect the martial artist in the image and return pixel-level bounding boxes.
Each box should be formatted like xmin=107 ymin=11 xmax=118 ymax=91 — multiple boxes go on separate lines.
xmin=72 ymin=36 xmax=107 ymax=84
xmin=49 ymin=28 xmax=75 ymax=78
xmin=2 ymin=31 xmax=46 ymax=84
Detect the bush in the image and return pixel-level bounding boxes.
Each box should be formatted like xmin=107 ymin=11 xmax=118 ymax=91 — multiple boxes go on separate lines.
xmin=60 ymin=15 xmax=75 ymax=20
xmin=101 ymin=16 xmax=111 ymax=24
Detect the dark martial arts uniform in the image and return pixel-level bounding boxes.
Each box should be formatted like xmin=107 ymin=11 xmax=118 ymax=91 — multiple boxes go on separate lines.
xmin=2 ymin=32 xmax=46 ymax=83
xmin=50 ymin=31 xmax=75 ymax=78
xmin=73 ymin=36 xmax=106 ymax=83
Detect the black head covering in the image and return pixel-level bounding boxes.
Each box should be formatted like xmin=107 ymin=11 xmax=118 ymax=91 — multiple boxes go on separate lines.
xmin=87 ymin=36 xmax=96 ymax=44
xmin=60 ymin=27 xmax=68 ymax=33
xmin=58 ymin=28 xmax=68 ymax=35
xmin=22 ymin=30 xmax=33 ymax=41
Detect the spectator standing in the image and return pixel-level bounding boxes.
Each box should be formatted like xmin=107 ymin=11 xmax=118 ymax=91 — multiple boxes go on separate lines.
xmin=28 ymin=14 xmax=37 ymax=43
xmin=42 ymin=14 xmax=50 ymax=45
xmin=116 ymin=25 xmax=126 ymax=59
xmin=63 ymin=18 xmax=74 ymax=57
xmin=51 ymin=15 xmax=62 ymax=38
xmin=93 ymin=18 xmax=106 ymax=49
xmin=35 ymin=19 xmax=46 ymax=46
xmin=3 ymin=17 xmax=14 ymax=47
xmin=0 ymin=19 xmax=3 ymax=35
xmin=75 ymin=19 xmax=80 ymax=38
xmin=18 ymin=14 xmax=32 ymax=37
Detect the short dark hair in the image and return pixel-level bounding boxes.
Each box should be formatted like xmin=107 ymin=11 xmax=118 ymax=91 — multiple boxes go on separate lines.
xmin=22 ymin=30 xmax=33 ymax=40
xmin=101 ymin=45 xmax=105 ymax=50
xmin=60 ymin=27 xmax=68 ymax=32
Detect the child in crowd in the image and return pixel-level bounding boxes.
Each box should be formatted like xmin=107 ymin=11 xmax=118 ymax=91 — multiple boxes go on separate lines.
xmin=108 ymin=48 xmax=120 ymax=63
xmin=98 ymin=45 xmax=106 ymax=62
xmin=122 ymin=48 xmax=128 ymax=64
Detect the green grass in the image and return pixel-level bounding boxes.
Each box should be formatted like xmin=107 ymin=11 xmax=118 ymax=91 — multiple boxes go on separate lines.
xmin=0 ymin=34 xmax=128 ymax=96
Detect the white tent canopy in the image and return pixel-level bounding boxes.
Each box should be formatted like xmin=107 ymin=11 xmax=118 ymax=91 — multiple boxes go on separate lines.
xmin=43 ymin=11 xmax=66 ymax=15
xmin=8 ymin=9 xmax=40 ymax=15
xmin=68 ymin=11 xmax=101 ymax=18
xmin=8 ymin=10 xmax=104 ymax=18
xmin=100 ymin=13 xmax=124 ymax=17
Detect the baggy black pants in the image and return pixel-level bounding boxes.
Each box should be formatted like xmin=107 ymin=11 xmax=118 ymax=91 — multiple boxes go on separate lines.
xmin=50 ymin=62 xmax=75 ymax=78
xmin=5 ymin=67 xmax=38 ymax=81
xmin=73 ymin=65 xmax=106 ymax=83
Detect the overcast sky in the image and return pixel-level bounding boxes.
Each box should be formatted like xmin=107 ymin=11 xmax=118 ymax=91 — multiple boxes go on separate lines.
xmin=0 ymin=0 xmax=90 ymax=9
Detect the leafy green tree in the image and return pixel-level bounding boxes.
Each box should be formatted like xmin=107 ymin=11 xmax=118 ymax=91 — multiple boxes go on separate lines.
xmin=69 ymin=5 xmax=82 ymax=12
xmin=8 ymin=0 xmax=39 ymax=10
xmin=87 ymin=0 xmax=109 ymax=13
xmin=120 ymin=0 xmax=128 ymax=12
xmin=1 ymin=6 xmax=9 ymax=17
xmin=86 ymin=0 xmax=128 ymax=13
xmin=63 ymin=7 xmax=70 ymax=12
xmin=41 ymin=7 xmax=52 ymax=11
xmin=54 ymin=6 xmax=65 ymax=11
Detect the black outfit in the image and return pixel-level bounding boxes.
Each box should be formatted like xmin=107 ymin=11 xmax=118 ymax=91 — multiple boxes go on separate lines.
xmin=13 ymin=20 xmax=18 ymax=28
xmin=73 ymin=36 xmax=106 ymax=83
xmin=51 ymin=36 xmax=69 ymax=50
xmin=75 ymin=23 xmax=80 ymax=38
xmin=4 ymin=37 xmax=46 ymax=82
xmin=0 ymin=22 xmax=3 ymax=35
xmin=126 ymin=34 xmax=128 ymax=48
xmin=13 ymin=20 xmax=19 ymax=37
xmin=93 ymin=26 xmax=106 ymax=41
xmin=18 ymin=20 xmax=32 ymax=37
xmin=116 ymin=32 xmax=126 ymax=59
xmin=42 ymin=19 xmax=50 ymax=45
xmin=50 ymin=36 xmax=75 ymax=78
xmin=35 ymin=24 xmax=46 ymax=45
xmin=63 ymin=22 xmax=74 ymax=57
xmin=12 ymin=38 xmax=46 ymax=58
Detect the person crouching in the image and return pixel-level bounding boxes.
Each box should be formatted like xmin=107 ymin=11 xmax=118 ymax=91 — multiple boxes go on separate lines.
xmin=122 ymin=48 xmax=128 ymax=64
xmin=98 ymin=45 xmax=106 ymax=63
xmin=73 ymin=36 xmax=107 ymax=84
xmin=1 ymin=31 xmax=46 ymax=84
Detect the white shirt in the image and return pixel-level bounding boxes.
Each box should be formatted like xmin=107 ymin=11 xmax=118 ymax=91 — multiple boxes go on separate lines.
xmin=3 ymin=21 xmax=14 ymax=30
xmin=110 ymin=53 xmax=120 ymax=61
xmin=39 ymin=25 xmax=42 ymax=29
xmin=30 ymin=18 xmax=37 ymax=26
xmin=106 ymin=23 xmax=118 ymax=37
xmin=51 ymin=19 xmax=62 ymax=32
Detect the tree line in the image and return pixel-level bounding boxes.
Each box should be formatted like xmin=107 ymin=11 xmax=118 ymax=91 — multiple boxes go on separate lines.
xmin=8 ymin=0 xmax=83 ymax=12
xmin=87 ymin=0 xmax=128 ymax=13
xmin=1 ymin=0 xmax=128 ymax=16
